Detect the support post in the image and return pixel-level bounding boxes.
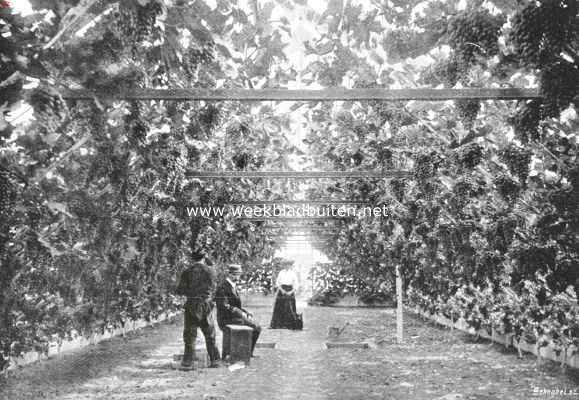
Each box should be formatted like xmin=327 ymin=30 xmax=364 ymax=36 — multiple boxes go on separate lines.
xmin=396 ymin=265 xmax=403 ymax=344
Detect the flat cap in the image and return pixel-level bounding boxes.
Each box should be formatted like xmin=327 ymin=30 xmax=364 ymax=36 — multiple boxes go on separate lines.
xmin=227 ymin=264 xmax=242 ymax=274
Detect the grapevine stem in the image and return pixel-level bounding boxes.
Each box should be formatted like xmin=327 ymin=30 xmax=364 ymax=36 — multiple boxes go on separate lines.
xmin=46 ymin=134 xmax=90 ymax=175
xmin=0 ymin=71 xmax=22 ymax=88
xmin=43 ymin=0 xmax=102 ymax=50
xmin=464 ymin=42 xmax=486 ymax=54
xmin=534 ymin=142 xmax=569 ymax=172
xmin=6 ymin=106 xmax=33 ymax=124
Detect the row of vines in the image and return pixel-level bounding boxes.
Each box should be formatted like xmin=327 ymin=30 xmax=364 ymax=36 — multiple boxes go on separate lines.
xmin=303 ymin=0 xmax=579 ymax=361
xmin=0 ymin=0 xmax=302 ymax=371
xmin=1 ymin=0 xmax=579 ymax=372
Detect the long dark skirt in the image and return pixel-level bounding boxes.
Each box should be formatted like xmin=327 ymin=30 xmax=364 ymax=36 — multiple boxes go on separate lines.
xmin=270 ymin=285 xmax=298 ymax=329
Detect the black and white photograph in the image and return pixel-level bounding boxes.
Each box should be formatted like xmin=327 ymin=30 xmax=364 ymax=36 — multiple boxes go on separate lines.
xmin=1 ymin=0 xmax=579 ymax=398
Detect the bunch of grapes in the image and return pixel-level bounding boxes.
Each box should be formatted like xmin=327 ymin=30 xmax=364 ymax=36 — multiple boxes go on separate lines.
xmin=0 ymin=167 xmax=17 ymax=254
xmin=199 ymin=104 xmax=220 ymax=132
xmin=547 ymin=189 xmax=575 ymax=214
xmin=499 ymin=145 xmax=532 ymax=186
xmin=91 ymin=30 xmax=123 ymax=62
xmin=114 ymin=0 xmax=163 ymax=46
xmin=568 ymin=166 xmax=579 ymax=196
xmin=389 ymin=178 xmax=406 ymax=202
xmin=377 ymin=146 xmax=393 ymax=168
xmin=493 ymin=173 xmax=521 ymax=203
xmin=232 ymin=153 xmax=252 ymax=170
xmin=447 ymin=10 xmax=504 ymax=66
xmin=124 ymin=101 xmax=148 ymax=146
xmin=509 ymin=100 xmax=542 ymax=143
xmin=415 ymin=222 xmax=430 ymax=238
xmin=162 ymin=148 xmax=187 ymax=191
xmin=421 ymin=57 xmax=466 ymax=87
xmin=350 ymin=150 xmax=364 ymax=166
xmin=454 ymin=176 xmax=484 ymax=199
xmin=456 ymin=99 xmax=480 ymax=130
xmin=424 ymin=204 xmax=440 ymax=226
xmin=453 ymin=142 xmax=483 ymax=170
xmin=68 ymin=191 xmax=97 ymax=221
xmin=0 ymin=168 xmax=16 ymax=216
xmin=184 ymin=44 xmax=215 ymax=80
xmin=510 ymin=0 xmax=575 ymax=67
xmin=382 ymin=29 xmax=419 ymax=64
xmin=87 ymin=106 xmax=108 ymax=141
xmin=413 ymin=151 xmax=442 ymax=183
xmin=540 ymin=61 xmax=579 ymax=118
xmin=29 ymin=86 xmax=65 ymax=135
xmin=187 ymin=145 xmax=201 ymax=167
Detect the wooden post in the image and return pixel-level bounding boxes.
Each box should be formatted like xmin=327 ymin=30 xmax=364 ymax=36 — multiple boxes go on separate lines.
xmin=396 ymin=265 xmax=403 ymax=344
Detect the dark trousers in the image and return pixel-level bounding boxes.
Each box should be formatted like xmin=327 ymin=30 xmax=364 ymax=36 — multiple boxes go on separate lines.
xmin=183 ymin=300 xmax=220 ymax=362
xmin=220 ymin=315 xmax=261 ymax=358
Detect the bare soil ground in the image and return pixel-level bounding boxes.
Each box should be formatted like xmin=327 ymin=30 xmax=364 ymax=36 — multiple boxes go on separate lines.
xmin=1 ymin=296 xmax=577 ymax=400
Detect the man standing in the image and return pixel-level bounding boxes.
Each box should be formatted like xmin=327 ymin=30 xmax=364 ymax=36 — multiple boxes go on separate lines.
xmin=176 ymin=253 xmax=221 ymax=369
xmin=215 ymin=264 xmax=261 ymax=358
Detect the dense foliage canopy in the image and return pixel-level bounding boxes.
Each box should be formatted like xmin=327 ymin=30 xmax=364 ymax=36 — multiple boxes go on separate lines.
xmin=1 ymin=0 xmax=579 ymax=370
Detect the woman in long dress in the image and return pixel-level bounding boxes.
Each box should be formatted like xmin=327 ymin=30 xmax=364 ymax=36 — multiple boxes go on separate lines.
xmin=269 ymin=266 xmax=300 ymax=329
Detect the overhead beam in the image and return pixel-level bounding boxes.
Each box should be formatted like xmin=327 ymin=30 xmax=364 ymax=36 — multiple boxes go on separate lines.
xmin=228 ymin=200 xmax=369 ymax=206
xmin=60 ymin=87 xmax=541 ymax=101
xmin=243 ymin=217 xmax=352 ymax=222
xmin=188 ymin=171 xmax=410 ymax=179
xmin=256 ymin=221 xmax=345 ymax=227
xmin=263 ymin=227 xmax=338 ymax=231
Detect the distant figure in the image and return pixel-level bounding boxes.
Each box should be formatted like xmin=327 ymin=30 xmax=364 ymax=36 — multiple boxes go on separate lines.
xmin=270 ymin=265 xmax=302 ymax=330
xmin=176 ymin=253 xmax=221 ymax=369
xmin=215 ymin=264 xmax=261 ymax=358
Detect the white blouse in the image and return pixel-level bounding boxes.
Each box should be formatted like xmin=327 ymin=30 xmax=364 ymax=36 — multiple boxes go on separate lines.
xmin=276 ymin=269 xmax=298 ymax=288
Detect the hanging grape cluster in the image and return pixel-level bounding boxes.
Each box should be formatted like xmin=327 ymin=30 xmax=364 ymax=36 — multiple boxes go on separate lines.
xmin=161 ymin=146 xmax=187 ymax=193
xmin=0 ymin=167 xmax=16 ymax=216
xmin=499 ymin=145 xmax=532 ymax=186
xmin=493 ymin=173 xmax=521 ymax=204
xmin=422 ymin=57 xmax=467 ymax=87
xmin=509 ymin=100 xmax=542 ymax=143
xmin=389 ymin=178 xmax=406 ymax=202
xmin=350 ymin=150 xmax=364 ymax=166
xmin=454 ymin=176 xmax=484 ymax=199
xmin=124 ymin=101 xmax=148 ymax=146
xmin=114 ymin=0 xmax=163 ymax=47
xmin=452 ymin=142 xmax=483 ymax=169
xmin=446 ymin=10 xmax=504 ymax=77
xmin=0 ymin=167 xmax=17 ymax=254
xmin=184 ymin=43 xmax=215 ymax=81
xmin=29 ymin=86 xmax=65 ymax=135
xmin=231 ymin=152 xmax=264 ymax=170
xmin=509 ymin=1 xmax=579 ymax=135
xmin=91 ymin=30 xmax=124 ymax=62
xmin=540 ymin=62 xmax=579 ymax=118
xmin=376 ymin=146 xmax=393 ymax=168
xmin=510 ymin=0 xmax=576 ymax=67
xmin=413 ymin=151 xmax=442 ymax=182
xmin=547 ymin=189 xmax=575 ymax=215
xmin=455 ymin=99 xmax=480 ymax=130
xmin=199 ymin=104 xmax=221 ymax=132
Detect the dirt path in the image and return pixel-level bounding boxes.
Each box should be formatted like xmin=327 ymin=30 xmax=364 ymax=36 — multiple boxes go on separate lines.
xmin=1 ymin=297 xmax=577 ymax=400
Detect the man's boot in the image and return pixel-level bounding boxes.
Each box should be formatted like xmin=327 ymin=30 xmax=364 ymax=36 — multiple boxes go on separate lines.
xmin=180 ymin=344 xmax=194 ymax=369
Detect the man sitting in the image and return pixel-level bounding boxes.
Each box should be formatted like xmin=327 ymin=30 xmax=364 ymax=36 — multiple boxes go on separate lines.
xmin=215 ymin=264 xmax=261 ymax=358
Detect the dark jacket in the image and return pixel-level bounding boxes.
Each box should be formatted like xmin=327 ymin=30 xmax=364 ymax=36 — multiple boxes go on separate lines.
xmin=215 ymin=279 xmax=247 ymax=329
xmin=176 ymin=262 xmax=216 ymax=301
